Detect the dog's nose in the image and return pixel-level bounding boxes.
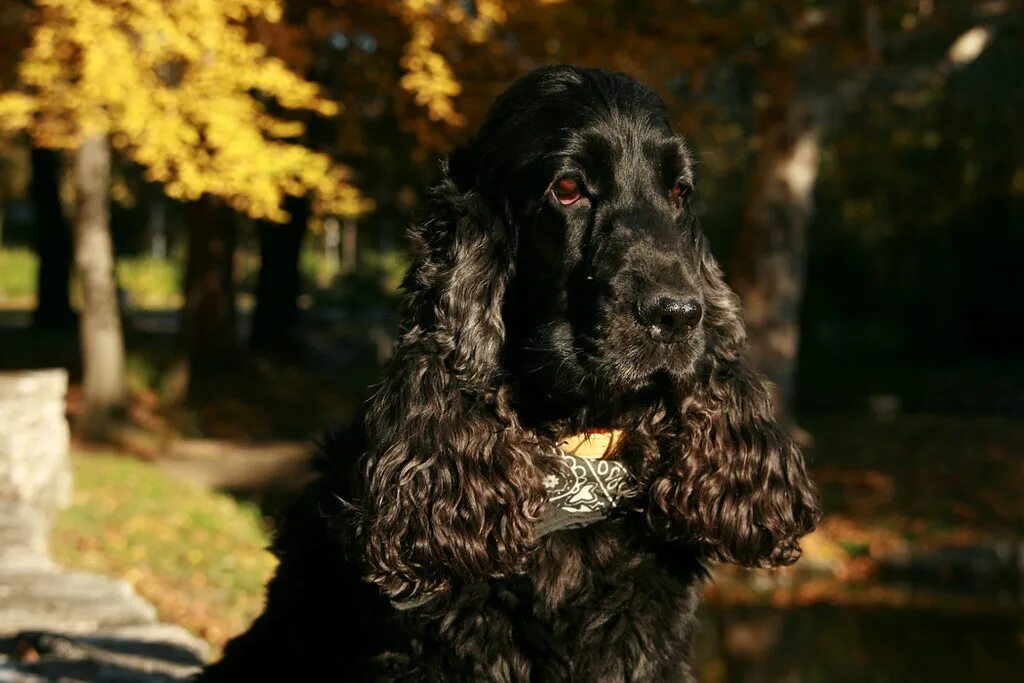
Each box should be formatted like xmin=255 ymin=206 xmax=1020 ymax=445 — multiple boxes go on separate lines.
xmin=638 ymin=296 xmax=703 ymax=342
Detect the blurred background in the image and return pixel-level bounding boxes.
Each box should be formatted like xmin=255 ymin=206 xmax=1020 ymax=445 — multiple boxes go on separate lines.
xmin=0 ymin=0 xmax=1021 ymax=680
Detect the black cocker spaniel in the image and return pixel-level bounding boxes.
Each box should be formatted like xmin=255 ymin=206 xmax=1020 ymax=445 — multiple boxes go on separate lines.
xmin=200 ymin=65 xmax=820 ymax=682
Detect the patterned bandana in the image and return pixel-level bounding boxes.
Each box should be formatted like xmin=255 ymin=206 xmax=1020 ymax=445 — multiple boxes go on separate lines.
xmin=537 ymin=449 xmax=631 ymax=538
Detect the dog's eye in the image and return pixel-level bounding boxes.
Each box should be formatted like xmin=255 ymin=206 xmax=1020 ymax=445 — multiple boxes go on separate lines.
xmin=552 ymin=177 xmax=583 ymax=206
xmin=670 ymin=181 xmax=692 ymax=208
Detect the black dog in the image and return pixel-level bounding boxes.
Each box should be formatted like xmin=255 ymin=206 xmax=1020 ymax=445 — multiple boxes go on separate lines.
xmin=200 ymin=65 xmax=819 ymax=682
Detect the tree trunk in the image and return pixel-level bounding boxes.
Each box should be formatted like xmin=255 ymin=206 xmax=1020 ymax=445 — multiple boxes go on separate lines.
xmin=340 ymin=217 xmax=357 ymax=275
xmin=31 ymin=147 xmax=75 ymax=330
xmin=180 ymin=194 xmax=238 ymax=386
xmin=72 ymin=134 xmax=126 ymax=435
xmin=730 ymin=66 xmax=823 ymax=412
xmin=250 ymin=195 xmax=309 ymax=355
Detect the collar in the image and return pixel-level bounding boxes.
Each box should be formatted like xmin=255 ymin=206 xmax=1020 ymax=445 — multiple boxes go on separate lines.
xmin=556 ymin=429 xmax=624 ymax=459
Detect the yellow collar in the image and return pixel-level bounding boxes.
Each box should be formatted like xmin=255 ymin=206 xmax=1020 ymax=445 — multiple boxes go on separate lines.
xmin=557 ymin=429 xmax=624 ymax=459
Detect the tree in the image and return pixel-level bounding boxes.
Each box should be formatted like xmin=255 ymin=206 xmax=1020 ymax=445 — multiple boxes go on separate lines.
xmin=181 ymin=195 xmax=239 ymax=375
xmin=723 ymin=1 xmax=1007 ymax=409
xmin=0 ymin=0 xmax=369 ymax=426
xmin=0 ymin=2 xmax=71 ymax=329
xmin=730 ymin=80 xmax=824 ymax=411
xmin=0 ymin=0 xmax=369 ymax=219
xmin=250 ymin=194 xmax=310 ymax=355
xmin=72 ymin=133 xmax=125 ymax=434
xmin=30 ymin=147 xmax=74 ymax=330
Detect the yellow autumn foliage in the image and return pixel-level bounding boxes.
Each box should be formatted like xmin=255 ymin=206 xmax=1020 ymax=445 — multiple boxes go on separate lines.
xmin=0 ymin=0 xmax=371 ymax=221
xmin=393 ymin=0 xmax=564 ymax=132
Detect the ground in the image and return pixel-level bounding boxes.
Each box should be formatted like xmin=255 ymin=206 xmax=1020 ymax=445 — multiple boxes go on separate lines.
xmin=52 ymin=452 xmax=277 ymax=653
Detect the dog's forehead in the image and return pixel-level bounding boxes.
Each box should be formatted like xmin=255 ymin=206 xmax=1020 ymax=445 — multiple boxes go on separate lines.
xmin=566 ymin=115 xmax=693 ymax=184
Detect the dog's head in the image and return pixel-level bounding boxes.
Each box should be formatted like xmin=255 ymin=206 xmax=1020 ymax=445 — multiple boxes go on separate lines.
xmin=355 ymin=66 xmax=819 ymax=601
xmin=458 ymin=67 xmax=717 ymax=416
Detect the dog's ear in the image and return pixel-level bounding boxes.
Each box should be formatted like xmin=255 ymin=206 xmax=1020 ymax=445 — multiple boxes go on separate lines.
xmin=644 ymin=235 xmax=820 ymax=567
xmin=353 ymin=156 xmax=547 ymax=602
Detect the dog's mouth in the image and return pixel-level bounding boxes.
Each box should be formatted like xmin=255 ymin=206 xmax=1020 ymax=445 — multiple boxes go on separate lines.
xmin=569 ymin=274 xmax=706 ymax=383
xmin=510 ymin=288 xmax=705 ymax=407
xmin=568 ymin=310 xmax=705 ymax=394
xmin=508 ymin=319 xmax=703 ymax=424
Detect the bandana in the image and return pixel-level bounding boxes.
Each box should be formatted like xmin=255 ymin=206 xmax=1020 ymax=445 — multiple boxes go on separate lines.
xmin=537 ymin=431 xmax=631 ymax=538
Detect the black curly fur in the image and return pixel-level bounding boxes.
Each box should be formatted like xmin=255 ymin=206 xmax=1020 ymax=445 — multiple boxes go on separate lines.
xmin=199 ymin=65 xmax=819 ymax=682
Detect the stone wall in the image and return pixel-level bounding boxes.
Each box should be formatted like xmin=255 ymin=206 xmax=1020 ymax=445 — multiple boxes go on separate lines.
xmin=0 ymin=370 xmax=71 ymax=553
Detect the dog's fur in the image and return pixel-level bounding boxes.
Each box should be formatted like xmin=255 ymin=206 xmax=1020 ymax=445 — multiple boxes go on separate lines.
xmin=200 ymin=66 xmax=819 ymax=682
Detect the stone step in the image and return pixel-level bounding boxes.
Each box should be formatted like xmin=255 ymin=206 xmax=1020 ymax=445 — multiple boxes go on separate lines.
xmin=0 ymin=570 xmax=157 ymax=635
xmin=0 ymin=555 xmax=54 ymax=575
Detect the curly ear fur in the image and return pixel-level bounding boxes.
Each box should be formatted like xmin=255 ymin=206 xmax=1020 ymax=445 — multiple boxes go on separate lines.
xmin=353 ymin=161 xmax=551 ymax=602
xmin=630 ymin=235 xmax=820 ymax=567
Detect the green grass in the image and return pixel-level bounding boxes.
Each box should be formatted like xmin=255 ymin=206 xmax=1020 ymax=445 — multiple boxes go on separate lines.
xmin=117 ymin=257 xmax=183 ymax=308
xmin=0 ymin=249 xmax=182 ymax=308
xmin=52 ymin=451 xmax=277 ymax=651
xmin=0 ymin=248 xmax=38 ymax=302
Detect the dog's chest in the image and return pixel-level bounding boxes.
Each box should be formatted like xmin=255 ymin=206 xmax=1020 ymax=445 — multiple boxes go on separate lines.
xmin=391 ymin=521 xmax=703 ymax=682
